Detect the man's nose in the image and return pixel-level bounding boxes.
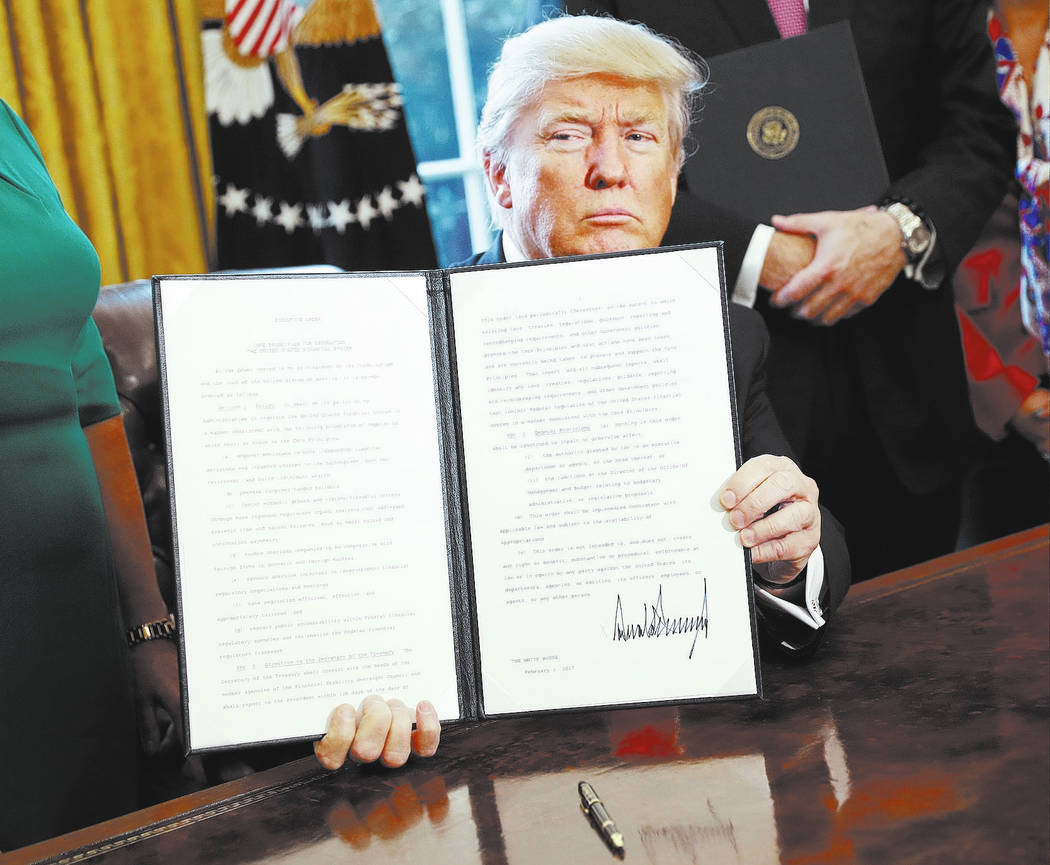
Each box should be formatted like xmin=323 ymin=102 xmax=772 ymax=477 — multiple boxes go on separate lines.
xmin=585 ymin=138 xmax=628 ymax=189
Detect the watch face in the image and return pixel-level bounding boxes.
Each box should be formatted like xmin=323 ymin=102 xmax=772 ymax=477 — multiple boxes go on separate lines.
xmin=885 ymin=202 xmax=930 ymax=259
xmin=906 ymin=223 xmax=931 ymax=256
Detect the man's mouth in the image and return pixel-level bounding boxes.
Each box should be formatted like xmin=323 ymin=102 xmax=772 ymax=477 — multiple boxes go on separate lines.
xmin=585 ymin=209 xmax=637 ymax=225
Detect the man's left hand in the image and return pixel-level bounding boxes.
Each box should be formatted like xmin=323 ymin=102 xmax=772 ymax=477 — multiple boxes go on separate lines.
xmin=315 ymin=697 xmax=441 ymax=770
xmin=768 ymin=207 xmax=906 ymax=325
xmin=719 ymin=455 xmax=821 ymax=583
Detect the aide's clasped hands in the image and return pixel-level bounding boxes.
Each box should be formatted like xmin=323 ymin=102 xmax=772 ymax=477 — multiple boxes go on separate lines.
xmin=764 ymin=206 xmax=907 ymax=326
xmin=315 ymin=696 xmax=441 ymax=771
xmin=719 ymin=454 xmax=822 ymax=584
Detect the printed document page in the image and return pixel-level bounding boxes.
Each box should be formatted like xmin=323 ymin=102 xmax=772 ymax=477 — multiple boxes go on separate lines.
xmin=157 ymin=274 xmax=459 ymax=750
xmin=449 ymin=248 xmax=758 ymax=715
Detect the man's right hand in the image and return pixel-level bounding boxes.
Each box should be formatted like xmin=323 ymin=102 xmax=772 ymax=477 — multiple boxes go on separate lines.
xmin=719 ymin=454 xmax=822 ymax=584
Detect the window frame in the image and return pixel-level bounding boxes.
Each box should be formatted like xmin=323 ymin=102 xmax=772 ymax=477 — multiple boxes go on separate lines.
xmin=414 ymin=0 xmax=494 ymax=257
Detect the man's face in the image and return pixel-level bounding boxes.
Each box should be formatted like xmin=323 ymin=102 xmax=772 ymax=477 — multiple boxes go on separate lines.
xmin=486 ymin=75 xmax=678 ymax=260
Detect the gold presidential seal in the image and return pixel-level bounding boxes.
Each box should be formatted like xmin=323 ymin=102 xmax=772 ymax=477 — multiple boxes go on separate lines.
xmin=746 ymin=106 xmax=800 ymax=160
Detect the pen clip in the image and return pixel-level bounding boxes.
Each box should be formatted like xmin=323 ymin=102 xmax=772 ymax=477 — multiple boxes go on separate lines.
xmin=578 ymin=780 xmax=600 ymax=814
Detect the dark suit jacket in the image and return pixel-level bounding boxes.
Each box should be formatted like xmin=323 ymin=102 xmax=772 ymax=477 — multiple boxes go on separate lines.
xmin=455 ymin=237 xmax=851 ymax=639
xmin=563 ymin=0 xmax=1017 ymax=496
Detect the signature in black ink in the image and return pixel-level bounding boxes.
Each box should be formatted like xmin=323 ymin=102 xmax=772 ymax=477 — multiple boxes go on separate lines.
xmin=612 ymin=581 xmax=709 ymax=658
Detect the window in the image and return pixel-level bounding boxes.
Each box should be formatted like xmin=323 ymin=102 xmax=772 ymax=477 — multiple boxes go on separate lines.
xmin=376 ymin=0 xmax=558 ymax=265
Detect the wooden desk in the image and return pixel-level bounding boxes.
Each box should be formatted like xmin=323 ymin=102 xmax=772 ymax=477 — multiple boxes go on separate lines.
xmin=9 ymin=526 xmax=1048 ymax=865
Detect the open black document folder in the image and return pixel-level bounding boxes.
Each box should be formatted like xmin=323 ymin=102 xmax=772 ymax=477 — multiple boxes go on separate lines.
xmin=154 ymin=245 xmax=761 ymax=754
xmin=684 ymin=21 xmax=889 ymax=223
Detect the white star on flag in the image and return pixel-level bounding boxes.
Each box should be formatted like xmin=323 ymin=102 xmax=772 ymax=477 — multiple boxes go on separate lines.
xmin=327 ymin=199 xmax=356 ymax=234
xmin=356 ymin=196 xmax=378 ymax=230
xmin=274 ymin=201 xmax=304 ymax=234
xmin=307 ymin=203 xmax=327 ymax=232
xmin=376 ymin=186 xmax=399 ymax=220
xmin=251 ymin=195 xmax=273 ymax=226
xmin=397 ymin=175 xmax=425 ymax=208
xmin=219 ymin=183 xmax=250 ymax=216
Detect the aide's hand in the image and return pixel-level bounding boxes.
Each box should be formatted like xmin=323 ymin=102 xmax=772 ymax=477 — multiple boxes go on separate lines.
xmin=315 ymin=697 xmax=441 ymax=770
xmin=719 ymin=455 xmax=821 ymax=583
xmin=129 ymin=638 xmax=183 ymax=755
xmin=1011 ymin=388 xmax=1050 ymax=458
xmin=768 ymin=207 xmax=906 ymax=325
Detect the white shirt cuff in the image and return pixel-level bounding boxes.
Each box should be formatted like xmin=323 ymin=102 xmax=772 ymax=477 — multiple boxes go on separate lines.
xmin=756 ymin=545 xmax=826 ymax=629
xmin=905 ymin=222 xmax=943 ymax=289
xmin=732 ymin=224 xmax=775 ymax=308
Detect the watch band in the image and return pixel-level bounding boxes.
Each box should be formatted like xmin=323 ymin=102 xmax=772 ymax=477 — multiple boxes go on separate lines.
xmin=126 ymin=613 xmax=177 ymax=647
xmin=880 ymin=201 xmax=931 ymax=263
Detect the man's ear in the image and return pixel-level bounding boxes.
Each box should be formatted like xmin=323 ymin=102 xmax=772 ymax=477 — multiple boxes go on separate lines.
xmin=483 ymin=153 xmax=513 ymax=210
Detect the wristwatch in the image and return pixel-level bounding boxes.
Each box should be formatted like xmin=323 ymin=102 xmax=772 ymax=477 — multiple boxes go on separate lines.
xmin=881 ymin=201 xmax=932 ymax=264
xmin=126 ymin=613 xmax=177 ymax=647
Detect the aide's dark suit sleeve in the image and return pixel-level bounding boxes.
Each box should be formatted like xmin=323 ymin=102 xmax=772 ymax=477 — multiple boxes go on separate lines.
xmin=877 ymin=0 xmax=1015 ymax=274
xmin=729 ymin=305 xmax=851 ymax=617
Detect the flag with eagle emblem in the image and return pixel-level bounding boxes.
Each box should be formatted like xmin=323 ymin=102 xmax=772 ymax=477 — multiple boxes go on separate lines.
xmin=202 ymin=0 xmax=437 ymax=271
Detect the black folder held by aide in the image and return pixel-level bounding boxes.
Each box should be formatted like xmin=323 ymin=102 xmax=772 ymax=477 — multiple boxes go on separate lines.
xmin=683 ymin=21 xmax=889 ymax=223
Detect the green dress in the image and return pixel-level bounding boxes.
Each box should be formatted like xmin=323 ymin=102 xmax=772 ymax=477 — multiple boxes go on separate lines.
xmin=0 ymin=101 xmax=138 ymax=849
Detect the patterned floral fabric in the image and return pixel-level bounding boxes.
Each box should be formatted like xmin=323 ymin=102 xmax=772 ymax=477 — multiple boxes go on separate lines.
xmin=988 ymin=10 xmax=1050 ymax=364
xmin=955 ymin=191 xmax=1042 ymax=439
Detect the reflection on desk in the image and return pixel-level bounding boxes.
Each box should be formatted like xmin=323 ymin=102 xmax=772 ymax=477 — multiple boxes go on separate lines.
xmin=9 ymin=525 xmax=1048 ymax=865
xmin=498 ymin=756 xmax=780 ymax=863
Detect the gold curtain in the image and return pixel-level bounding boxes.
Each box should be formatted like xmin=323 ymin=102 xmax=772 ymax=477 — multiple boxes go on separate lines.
xmin=0 ymin=0 xmax=214 ymax=283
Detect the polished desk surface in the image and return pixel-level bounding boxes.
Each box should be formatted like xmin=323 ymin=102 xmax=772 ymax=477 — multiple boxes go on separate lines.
xmin=9 ymin=526 xmax=1049 ymax=865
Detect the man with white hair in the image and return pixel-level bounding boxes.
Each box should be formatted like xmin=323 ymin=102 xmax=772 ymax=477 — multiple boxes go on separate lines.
xmin=457 ymin=14 xmax=851 ymax=654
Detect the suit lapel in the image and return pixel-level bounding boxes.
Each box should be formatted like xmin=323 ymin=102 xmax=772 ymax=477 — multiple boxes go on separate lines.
xmin=709 ymin=0 xmax=781 ymax=45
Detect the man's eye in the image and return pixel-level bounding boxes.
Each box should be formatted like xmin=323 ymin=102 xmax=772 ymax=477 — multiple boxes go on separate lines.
xmin=546 ymin=129 xmax=589 ymax=149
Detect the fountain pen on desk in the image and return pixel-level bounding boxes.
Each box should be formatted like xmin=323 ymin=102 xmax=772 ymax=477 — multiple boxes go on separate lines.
xmin=579 ymin=780 xmax=625 ymax=856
